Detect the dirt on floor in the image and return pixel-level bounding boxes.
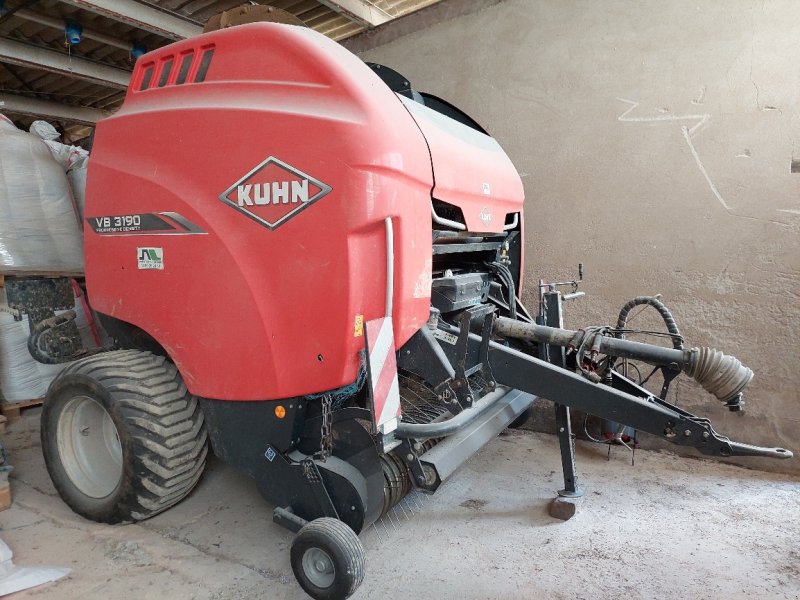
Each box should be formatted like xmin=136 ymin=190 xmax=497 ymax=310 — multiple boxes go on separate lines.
xmin=1 ymin=408 xmax=798 ymax=600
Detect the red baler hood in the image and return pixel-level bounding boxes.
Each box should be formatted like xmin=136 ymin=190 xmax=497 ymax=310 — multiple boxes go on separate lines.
xmin=399 ymin=95 xmax=524 ymax=233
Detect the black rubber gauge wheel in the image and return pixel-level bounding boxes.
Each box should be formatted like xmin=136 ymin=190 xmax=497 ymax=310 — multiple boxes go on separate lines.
xmin=290 ymin=517 xmax=366 ymax=600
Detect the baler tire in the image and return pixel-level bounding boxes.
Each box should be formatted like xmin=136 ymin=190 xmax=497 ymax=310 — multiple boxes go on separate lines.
xmin=290 ymin=517 xmax=365 ymax=600
xmin=507 ymin=406 xmax=532 ymax=429
xmin=41 ymin=349 xmax=208 ymax=524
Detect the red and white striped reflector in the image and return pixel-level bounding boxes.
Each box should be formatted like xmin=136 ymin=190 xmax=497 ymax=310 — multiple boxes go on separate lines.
xmin=365 ymin=317 xmax=401 ymax=433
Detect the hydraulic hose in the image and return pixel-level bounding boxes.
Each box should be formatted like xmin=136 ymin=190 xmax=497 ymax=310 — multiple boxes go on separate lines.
xmin=488 ymin=262 xmax=517 ymax=319
xmin=493 ymin=316 xmax=753 ymax=403
xmin=616 ymin=296 xmax=683 ymax=349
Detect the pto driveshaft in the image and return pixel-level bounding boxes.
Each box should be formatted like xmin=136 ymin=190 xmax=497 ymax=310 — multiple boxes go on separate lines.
xmin=494 ymin=316 xmax=753 ymax=404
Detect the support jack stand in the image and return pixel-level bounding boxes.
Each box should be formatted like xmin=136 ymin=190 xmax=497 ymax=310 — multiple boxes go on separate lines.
xmin=549 ymin=402 xmax=585 ymax=521
xmin=539 ymin=285 xmax=585 ymax=520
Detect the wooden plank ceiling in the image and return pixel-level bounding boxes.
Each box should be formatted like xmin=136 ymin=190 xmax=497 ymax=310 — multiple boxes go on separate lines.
xmin=0 ymin=0 xmax=442 ymax=144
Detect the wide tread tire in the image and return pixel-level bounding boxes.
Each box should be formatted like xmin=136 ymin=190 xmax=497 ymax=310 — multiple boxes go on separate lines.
xmin=41 ymin=349 xmax=208 ymax=523
xmin=291 ymin=518 xmax=365 ymax=600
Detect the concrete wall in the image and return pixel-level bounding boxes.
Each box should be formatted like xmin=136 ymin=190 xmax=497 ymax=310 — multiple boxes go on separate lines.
xmin=350 ymin=0 xmax=800 ymax=473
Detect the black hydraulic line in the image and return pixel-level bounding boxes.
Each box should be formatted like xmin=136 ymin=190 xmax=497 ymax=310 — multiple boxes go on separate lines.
xmin=487 ymin=262 xmax=516 ymax=319
xmin=497 ymin=263 xmax=517 ymax=319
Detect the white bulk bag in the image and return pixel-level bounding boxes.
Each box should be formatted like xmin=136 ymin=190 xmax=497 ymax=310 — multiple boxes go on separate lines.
xmin=0 ymin=115 xmax=83 ymax=274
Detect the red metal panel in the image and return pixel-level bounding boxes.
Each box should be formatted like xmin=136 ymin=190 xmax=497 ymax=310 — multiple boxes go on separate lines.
xmin=85 ymin=24 xmax=433 ymax=400
xmin=85 ymin=23 xmax=526 ymax=402
xmin=400 ymin=97 xmax=525 ymax=233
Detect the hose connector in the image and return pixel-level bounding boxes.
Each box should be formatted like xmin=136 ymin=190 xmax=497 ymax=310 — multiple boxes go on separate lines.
xmin=684 ymin=347 xmax=754 ymax=404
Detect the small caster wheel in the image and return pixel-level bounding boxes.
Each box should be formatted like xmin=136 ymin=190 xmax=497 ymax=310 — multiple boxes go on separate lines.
xmin=290 ymin=517 xmax=365 ymax=600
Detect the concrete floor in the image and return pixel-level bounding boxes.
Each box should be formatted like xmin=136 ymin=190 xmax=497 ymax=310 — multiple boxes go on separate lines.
xmin=2 ymin=408 xmax=799 ymax=600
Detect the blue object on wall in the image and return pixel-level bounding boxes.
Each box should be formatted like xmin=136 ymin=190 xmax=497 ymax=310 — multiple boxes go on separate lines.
xmin=65 ymin=21 xmax=83 ymax=45
xmin=130 ymin=42 xmax=147 ymax=59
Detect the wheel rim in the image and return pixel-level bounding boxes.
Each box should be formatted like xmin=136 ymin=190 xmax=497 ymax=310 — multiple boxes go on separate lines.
xmin=302 ymin=547 xmax=335 ymax=589
xmin=57 ymin=395 xmax=123 ymax=498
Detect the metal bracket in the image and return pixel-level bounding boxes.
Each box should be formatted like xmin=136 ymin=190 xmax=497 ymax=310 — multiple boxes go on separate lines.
xmin=659 ymin=367 xmax=680 ymax=401
xmin=452 ymin=311 xmax=475 ymax=409
xmin=440 ymin=384 xmax=463 ymax=415
xmin=272 ymin=506 xmax=308 ymax=533
xmin=451 ymin=309 xmax=498 ymax=409
xmin=398 ymin=439 xmax=436 ymax=491
xmin=300 ymin=456 xmax=338 ymax=518
xmin=398 ymin=308 xmax=496 ymax=415
xmin=396 ymin=325 xmax=456 ymax=391
xmin=478 ymin=312 xmax=497 ymax=393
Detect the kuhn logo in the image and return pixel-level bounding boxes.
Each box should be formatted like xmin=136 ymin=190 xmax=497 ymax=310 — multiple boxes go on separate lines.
xmin=479 ymin=207 xmax=493 ymax=225
xmin=219 ymin=156 xmax=332 ymax=230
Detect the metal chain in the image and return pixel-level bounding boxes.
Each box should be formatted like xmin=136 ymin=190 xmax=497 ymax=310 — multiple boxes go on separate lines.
xmin=317 ymin=393 xmax=333 ymax=461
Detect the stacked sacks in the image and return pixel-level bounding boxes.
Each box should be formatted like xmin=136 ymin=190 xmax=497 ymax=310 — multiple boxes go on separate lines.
xmin=0 ymin=115 xmax=84 ymax=273
xmin=28 ymin=120 xmax=89 ymax=219
xmin=67 ymin=157 xmax=89 ymax=221
xmin=0 ymin=116 xmax=93 ymax=402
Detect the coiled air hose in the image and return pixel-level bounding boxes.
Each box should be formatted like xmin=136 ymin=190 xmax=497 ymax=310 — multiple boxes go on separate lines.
xmin=615 ymin=296 xmax=683 ymax=349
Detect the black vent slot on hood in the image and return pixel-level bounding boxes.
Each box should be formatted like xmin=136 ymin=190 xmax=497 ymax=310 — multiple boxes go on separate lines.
xmin=194 ymin=48 xmax=215 ymax=83
xmin=432 ymin=199 xmax=465 ymax=229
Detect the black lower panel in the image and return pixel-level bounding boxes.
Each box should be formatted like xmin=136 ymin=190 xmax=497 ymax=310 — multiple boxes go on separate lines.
xmin=199 ymin=399 xmax=384 ymax=533
xmin=200 ymin=398 xmax=307 ymax=474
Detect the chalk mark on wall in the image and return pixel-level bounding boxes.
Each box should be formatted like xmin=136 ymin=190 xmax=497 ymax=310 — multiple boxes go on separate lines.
xmin=691 ymin=85 xmax=707 ymax=105
xmin=617 ymin=98 xmax=709 ymax=133
xmin=680 ymin=126 xmax=732 ymax=211
xmin=616 ymin=98 xmax=731 ymax=210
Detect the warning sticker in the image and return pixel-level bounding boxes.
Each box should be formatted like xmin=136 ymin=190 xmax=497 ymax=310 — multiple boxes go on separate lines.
xmin=354 ymin=314 xmax=364 ymax=337
xmin=137 ymin=247 xmax=163 ymax=270
xmin=433 ymin=329 xmax=458 ymax=345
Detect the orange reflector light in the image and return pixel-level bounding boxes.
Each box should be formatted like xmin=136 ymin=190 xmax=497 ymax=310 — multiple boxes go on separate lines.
xmin=275 ymin=405 xmax=286 ymax=419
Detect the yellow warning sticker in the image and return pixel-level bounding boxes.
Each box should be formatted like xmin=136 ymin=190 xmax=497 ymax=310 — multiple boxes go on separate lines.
xmin=354 ymin=314 xmax=364 ymax=337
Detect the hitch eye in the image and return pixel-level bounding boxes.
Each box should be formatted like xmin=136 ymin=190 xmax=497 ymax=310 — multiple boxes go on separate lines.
xmin=664 ymin=427 xmax=676 ymax=438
